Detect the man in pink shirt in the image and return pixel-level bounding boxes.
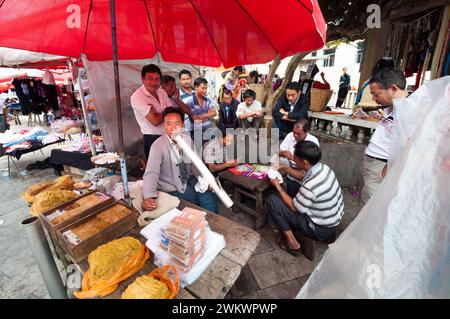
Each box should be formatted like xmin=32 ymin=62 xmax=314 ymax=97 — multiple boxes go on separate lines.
xmin=131 ymin=64 xmax=172 ymax=159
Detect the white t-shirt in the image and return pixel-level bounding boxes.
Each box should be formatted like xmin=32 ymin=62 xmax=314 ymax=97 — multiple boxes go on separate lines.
xmin=130 ymin=85 xmax=171 ymax=135
xmin=280 ymin=132 xmax=320 ymax=164
xmin=236 ymin=100 xmax=262 ymax=123
xmin=365 ymin=111 xmax=394 ymax=160
xmin=280 ymin=132 xmax=320 ymax=180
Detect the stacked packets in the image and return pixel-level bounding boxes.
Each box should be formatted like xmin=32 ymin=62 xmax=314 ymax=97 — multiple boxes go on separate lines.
xmin=161 ymin=208 xmax=207 ymax=272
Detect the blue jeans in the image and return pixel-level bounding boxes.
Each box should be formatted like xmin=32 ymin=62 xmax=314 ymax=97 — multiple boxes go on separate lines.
xmin=170 ymin=177 xmax=219 ymax=214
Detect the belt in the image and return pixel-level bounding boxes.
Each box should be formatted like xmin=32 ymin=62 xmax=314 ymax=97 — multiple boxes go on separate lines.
xmin=366 ymin=154 xmax=388 ymax=163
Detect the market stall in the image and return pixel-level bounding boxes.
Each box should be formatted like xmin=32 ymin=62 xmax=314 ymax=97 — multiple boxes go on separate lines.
xmin=19 ymin=172 xmax=259 ymax=299
xmin=0 ymin=127 xmax=64 ymax=178
xmin=57 ymin=199 xmax=259 ymax=299
xmin=1 ymin=0 xmax=329 ymax=300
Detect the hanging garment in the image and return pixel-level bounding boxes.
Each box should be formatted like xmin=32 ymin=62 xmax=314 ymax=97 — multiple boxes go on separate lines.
xmin=42 ymin=69 xmax=56 ymax=85
xmin=37 ymin=81 xmax=46 ymax=98
xmin=44 ymin=84 xmax=59 ymax=111
xmin=12 ymin=79 xmax=30 ymax=115
xmin=21 ymin=81 xmax=30 ymax=95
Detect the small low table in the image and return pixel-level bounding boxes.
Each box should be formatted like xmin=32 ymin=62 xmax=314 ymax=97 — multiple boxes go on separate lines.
xmin=218 ymin=169 xmax=272 ymax=229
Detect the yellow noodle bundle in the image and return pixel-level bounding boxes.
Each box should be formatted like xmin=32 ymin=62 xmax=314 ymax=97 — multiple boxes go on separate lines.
xmin=22 ymin=175 xmax=74 ymax=204
xmin=121 ymin=265 xmax=180 ymax=299
xmin=74 ymin=237 xmax=150 ymax=299
xmin=121 ymin=276 xmax=171 ymax=299
xmin=29 ymin=190 xmax=77 ymax=216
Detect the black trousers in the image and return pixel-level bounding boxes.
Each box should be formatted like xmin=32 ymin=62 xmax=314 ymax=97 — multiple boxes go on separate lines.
xmin=266 ymin=193 xmax=336 ymax=242
xmin=286 ymin=178 xmax=301 ymax=198
xmin=335 ymin=86 xmax=349 ymax=108
xmin=143 ymin=134 xmax=161 ymax=160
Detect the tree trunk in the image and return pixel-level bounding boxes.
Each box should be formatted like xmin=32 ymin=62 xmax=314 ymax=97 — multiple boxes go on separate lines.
xmin=265 ymin=52 xmax=309 ymax=112
xmin=261 ymin=54 xmax=281 ymax=106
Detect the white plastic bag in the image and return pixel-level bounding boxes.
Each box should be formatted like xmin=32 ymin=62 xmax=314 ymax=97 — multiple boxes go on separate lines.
xmin=297 ymin=77 xmax=450 ymax=298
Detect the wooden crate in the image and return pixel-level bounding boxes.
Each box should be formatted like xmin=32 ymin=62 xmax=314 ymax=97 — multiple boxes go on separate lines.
xmin=56 ymin=201 xmax=139 ymax=263
xmin=39 ymin=191 xmax=115 ymax=243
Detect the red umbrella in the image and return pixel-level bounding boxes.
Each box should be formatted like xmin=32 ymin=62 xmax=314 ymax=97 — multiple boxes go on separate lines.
xmin=0 ymin=0 xmax=326 ymax=201
xmin=0 ymin=0 xmax=326 ymax=67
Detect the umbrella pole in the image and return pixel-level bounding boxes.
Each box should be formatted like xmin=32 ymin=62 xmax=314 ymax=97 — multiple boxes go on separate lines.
xmin=76 ymin=63 xmax=96 ymax=156
xmin=110 ymin=0 xmax=130 ymax=204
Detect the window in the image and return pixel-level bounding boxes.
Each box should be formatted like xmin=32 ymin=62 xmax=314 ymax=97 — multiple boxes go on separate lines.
xmin=311 ymin=51 xmax=317 ymax=57
xmin=323 ymin=48 xmax=336 ymax=68
xmin=356 ymin=41 xmax=364 ymax=64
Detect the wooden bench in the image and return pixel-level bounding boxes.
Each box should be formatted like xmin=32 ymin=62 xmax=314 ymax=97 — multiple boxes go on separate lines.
xmin=218 ymin=170 xmax=272 ymax=229
xmin=294 ymin=229 xmax=337 ymax=261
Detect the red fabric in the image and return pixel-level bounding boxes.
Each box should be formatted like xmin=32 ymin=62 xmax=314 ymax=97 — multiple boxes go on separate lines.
xmin=312 ymin=81 xmax=330 ymax=90
xmin=0 ymin=0 xmax=326 ymax=67
xmin=0 ymin=82 xmax=13 ymax=92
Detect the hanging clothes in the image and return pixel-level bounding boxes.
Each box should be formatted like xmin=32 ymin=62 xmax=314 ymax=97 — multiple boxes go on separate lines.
xmin=42 ymin=69 xmax=56 ymax=85
xmin=44 ymin=84 xmax=59 ymax=111
xmin=12 ymin=78 xmax=30 ymax=115
xmin=21 ymin=81 xmax=30 ymax=95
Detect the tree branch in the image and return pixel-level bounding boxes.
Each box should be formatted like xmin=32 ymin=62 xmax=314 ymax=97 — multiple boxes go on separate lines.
xmin=261 ymin=54 xmax=281 ymax=106
xmin=265 ymin=52 xmax=309 ymax=111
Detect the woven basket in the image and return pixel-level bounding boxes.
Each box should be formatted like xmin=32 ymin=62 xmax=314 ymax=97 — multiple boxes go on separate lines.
xmin=310 ymin=88 xmax=333 ymax=112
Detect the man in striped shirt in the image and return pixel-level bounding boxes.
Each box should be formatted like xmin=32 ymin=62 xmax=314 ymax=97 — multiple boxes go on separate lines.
xmin=267 ymin=141 xmax=344 ymax=256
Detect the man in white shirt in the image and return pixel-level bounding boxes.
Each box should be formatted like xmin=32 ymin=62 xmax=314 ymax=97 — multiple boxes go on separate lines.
xmin=236 ymin=89 xmax=263 ymax=130
xmin=361 ymin=68 xmax=409 ymax=204
xmin=267 ymin=141 xmax=344 ymax=258
xmin=131 ymin=64 xmax=172 ymax=159
xmin=279 ymin=118 xmax=320 ymax=197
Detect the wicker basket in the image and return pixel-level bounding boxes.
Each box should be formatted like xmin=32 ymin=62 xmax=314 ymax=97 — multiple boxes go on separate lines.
xmin=310 ymin=88 xmax=333 ymax=112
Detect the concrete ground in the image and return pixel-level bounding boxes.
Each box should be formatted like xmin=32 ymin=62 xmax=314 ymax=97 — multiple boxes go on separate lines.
xmin=0 ymin=115 xmax=362 ymax=299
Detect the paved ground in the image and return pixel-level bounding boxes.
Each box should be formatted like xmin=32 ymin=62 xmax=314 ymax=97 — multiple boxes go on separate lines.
xmin=0 ymin=115 xmax=361 ymax=299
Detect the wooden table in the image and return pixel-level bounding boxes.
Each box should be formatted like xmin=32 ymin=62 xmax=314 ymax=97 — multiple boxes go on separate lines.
xmin=218 ymin=170 xmax=272 ymax=229
xmin=52 ymin=199 xmax=260 ymax=299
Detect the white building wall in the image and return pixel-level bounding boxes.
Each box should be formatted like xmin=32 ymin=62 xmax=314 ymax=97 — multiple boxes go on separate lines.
xmin=316 ymin=42 xmax=362 ymax=92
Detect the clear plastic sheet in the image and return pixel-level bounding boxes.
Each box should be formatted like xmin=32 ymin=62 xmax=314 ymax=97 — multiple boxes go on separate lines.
xmin=82 ymin=55 xmax=200 ymax=155
xmin=297 ymin=77 xmax=450 ymax=298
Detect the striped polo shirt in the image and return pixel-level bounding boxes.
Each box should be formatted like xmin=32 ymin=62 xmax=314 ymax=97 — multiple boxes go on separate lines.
xmin=293 ymin=162 xmax=344 ymax=227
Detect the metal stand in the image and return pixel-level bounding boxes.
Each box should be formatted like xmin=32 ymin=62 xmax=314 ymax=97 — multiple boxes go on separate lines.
xmin=7 ymin=155 xmax=24 ymax=180
xmin=21 ymin=216 xmax=68 ymax=299
xmin=76 ymin=67 xmax=96 ymax=157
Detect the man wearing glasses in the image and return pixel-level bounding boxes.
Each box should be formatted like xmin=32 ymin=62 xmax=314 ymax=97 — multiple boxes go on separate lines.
xmin=361 ymin=68 xmax=409 ymax=205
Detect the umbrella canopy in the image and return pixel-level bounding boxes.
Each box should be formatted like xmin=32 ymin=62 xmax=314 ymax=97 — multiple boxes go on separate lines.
xmin=0 ymin=80 xmax=14 ymax=93
xmin=0 ymin=0 xmax=326 ymax=67
xmin=0 ymin=47 xmax=67 ymax=68
xmin=0 ymin=67 xmax=73 ymax=90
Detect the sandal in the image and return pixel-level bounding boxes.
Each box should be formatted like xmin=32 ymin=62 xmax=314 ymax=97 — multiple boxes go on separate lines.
xmin=276 ymin=237 xmax=302 ymax=257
